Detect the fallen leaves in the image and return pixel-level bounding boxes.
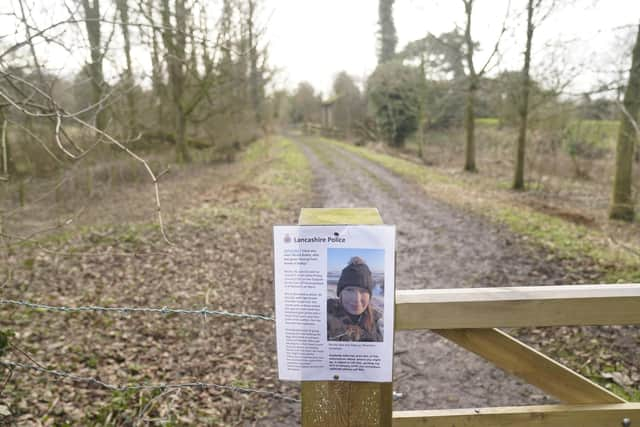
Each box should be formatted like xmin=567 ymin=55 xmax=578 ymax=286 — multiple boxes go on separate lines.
xmin=1 ymin=140 xmax=306 ymax=425
xmin=518 ymin=324 xmax=640 ymax=400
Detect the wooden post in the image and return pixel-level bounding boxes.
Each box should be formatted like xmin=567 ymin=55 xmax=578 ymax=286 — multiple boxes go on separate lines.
xmin=299 ymin=207 xmax=393 ymax=427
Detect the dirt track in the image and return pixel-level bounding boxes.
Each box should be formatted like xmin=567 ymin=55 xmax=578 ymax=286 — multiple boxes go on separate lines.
xmin=307 ymin=135 xmax=572 ymax=405
xmin=266 ymin=134 xmax=593 ymax=423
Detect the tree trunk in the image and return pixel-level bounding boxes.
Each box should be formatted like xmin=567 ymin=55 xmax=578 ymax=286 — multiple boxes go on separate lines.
xmin=247 ymin=0 xmax=263 ymax=125
xmin=160 ymin=0 xmax=191 ymax=163
xmin=81 ymin=0 xmax=107 ymax=133
xmin=116 ymin=0 xmax=137 ymax=136
xmin=175 ymin=105 xmax=190 ymax=163
xmin=513 ymin=0 xmax=534 ymax=190
xmin=417 ymin=54 xmax=427 ymax=161
xmin=463 ymin=0 xmax=478 ymax=172
xmin=347 ymin=102 xmax=352 ymax=139
xmin=143 ymin=0 xmax=165 ymax=126
xmin=464 ymin=83 xmax=477 ymax=172
xmin=377 ymin=0 xmax=397 ymax=64
xmin=610 ymin=24 xmax=640 ymax=221
xmin=0 ymin=110 xmax=13 ymax=177
xmin=17 ymin=0 xmax=44 ymax=82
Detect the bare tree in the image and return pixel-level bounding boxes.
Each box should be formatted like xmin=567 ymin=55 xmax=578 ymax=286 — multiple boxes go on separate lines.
xmin=462 ymin=0 xmax=479 ymax=172
xmin=0 ymin=108 xmax=12 ymax=179
xmin=610 ymin=24 xmax=640 ymax=221
xmin=138 ymin=0 xmax=167 ymax=126
xmin=80 ymin=0 xmax=108 ymax=133
xmin=513 ymin=0 xmax=560 ymax=190
xmin=0 ymin=0 xmax=271 ymax=251
xmin=160 ymin=0 xmax=191 ymax=162
xmin=115 ymin=0 xmax=138 ymax=136
xmin=157 ymin=0 xmax=266 ymax=161
xmin=0 ymin=0 xmax=176 ymax=245
xmin=462 ymin=0 xmax=506 ymax=172
xmin=247 ymin=0 xmax=264 ymax=125
xmin=513 ymin=0 xmax=536 ymax=190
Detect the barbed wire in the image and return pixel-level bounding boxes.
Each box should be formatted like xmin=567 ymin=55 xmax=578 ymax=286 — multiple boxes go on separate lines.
xmin=0 ymin=299 xmax=274 ymax=321
xmin=0 ymin=360 xmax=300 ymax=403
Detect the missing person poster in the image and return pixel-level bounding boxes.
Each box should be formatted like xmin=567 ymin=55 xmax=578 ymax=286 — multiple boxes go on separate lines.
xmin=273 ymin=225 xmax=395 ymax=382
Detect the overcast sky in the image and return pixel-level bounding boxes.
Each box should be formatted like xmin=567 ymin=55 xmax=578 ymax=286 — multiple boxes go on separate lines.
xmin=1 ymin=0 xmax=638 ymax=99
xmin=266 ymin=0 xmax=640 ymax=97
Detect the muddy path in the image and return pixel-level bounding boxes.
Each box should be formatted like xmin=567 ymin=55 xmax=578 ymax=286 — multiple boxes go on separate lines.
xmin=275 ymin=134 xmax=597 ymax=419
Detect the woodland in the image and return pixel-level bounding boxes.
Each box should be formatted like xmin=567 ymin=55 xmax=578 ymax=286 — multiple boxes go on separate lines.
xmin=0 ymin=0 xmax=638 ymax=424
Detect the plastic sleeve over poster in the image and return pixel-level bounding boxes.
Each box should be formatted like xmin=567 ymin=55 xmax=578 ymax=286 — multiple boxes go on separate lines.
xmin=273 ymin=225 xmax=395 ymax=382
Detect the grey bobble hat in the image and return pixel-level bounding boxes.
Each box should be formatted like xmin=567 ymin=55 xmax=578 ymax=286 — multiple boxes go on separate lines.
xmin=337 ymin=256 xmax=373 ymax=296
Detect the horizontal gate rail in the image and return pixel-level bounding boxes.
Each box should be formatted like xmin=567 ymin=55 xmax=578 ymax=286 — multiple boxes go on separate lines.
xmin=392 ymin=403 xmax=640 ymax=427
xmin=396 ymin=284 xmax=640 ymax=329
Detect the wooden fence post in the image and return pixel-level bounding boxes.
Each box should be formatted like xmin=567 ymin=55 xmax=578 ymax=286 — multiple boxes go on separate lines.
xmin=299 ymin=207 xmax=393 ymax=427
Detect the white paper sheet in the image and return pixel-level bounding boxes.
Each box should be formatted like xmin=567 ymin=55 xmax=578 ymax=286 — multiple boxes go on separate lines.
xmin=273 ymin=225 xmax=395 ymax=382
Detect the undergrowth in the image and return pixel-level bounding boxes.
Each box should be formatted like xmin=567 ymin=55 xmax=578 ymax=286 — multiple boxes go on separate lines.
xmin=1 ymin=136 xmax=312 ymax=424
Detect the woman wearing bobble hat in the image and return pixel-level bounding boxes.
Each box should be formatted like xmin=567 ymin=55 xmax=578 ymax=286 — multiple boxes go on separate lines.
xmin=327 ymin=256 xmax=383 ymax=342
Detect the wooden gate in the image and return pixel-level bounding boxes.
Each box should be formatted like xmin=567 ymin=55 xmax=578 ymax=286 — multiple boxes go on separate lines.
xmin=300 ymin=207 xmax=640 ymax=427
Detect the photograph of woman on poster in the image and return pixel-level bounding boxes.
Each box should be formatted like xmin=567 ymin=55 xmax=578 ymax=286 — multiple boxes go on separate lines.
xmin=327 ymin=253 xmax=384 ymax=342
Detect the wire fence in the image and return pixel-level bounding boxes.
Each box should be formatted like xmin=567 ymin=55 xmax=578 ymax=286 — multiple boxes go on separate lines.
xmin=0 ymin=299 xmax=274 ymax=321
xmin=0 ymin=361 xmax=300 ymax=403
xmin=0 ymin=297 xmax=301 ymax=413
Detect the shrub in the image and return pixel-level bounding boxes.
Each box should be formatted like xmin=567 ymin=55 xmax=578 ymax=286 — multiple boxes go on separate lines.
xmin=367 ymin=62 xmax=422 ymax=147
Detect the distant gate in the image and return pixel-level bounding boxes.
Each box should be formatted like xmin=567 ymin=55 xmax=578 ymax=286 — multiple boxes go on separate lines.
xmin=299 ymin=207 xmax=640 ymax=427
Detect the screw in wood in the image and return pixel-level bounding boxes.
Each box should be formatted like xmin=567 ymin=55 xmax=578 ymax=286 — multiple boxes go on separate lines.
xmin=622 ymin=418 xmax=631 ymax=427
